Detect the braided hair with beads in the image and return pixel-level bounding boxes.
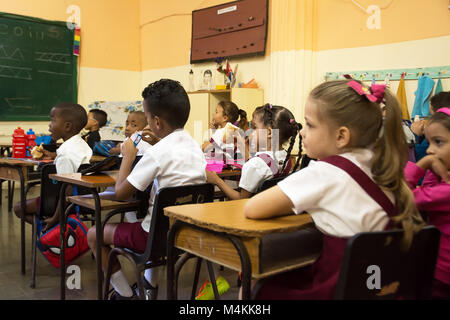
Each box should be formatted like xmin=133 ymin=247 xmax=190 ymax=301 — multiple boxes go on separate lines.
xmin=252 ymin=103 xmax=303 ymax=175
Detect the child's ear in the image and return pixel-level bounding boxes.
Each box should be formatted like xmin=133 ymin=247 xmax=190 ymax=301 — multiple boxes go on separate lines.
xmin=64 ymin=121 xmax=73 ymax=133
xmin=335 ymin=126 xmax=351 ymax=149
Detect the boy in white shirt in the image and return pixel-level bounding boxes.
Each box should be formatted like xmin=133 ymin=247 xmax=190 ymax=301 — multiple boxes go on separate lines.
xmin=14 ymin=103 xmax=92 ymax=231
xmin=87 ymin=79 xmax=207 ymax=300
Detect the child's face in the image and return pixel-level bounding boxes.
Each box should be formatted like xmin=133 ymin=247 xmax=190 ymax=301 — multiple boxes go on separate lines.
xmin=85 ymin=112 xmax=97 ymax=130
xmin=212 ymin=105 xmax=228 ymax=127
xmin=425 ymin=122 xmax=450 ymax=170
xmin=48 ymin=107 xmax=67 ymax=141
xmin=125 ymin=113 xmax=146 ymax=138
xmin=300 ymin=98 xmax=339 ymax=160
xmin=249 ymin=113 xmax=271 ymax=151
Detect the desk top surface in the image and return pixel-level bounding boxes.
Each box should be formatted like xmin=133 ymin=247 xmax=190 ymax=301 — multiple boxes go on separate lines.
xmin=0 ymin=157 xmax=53 ymax=166
xmin=164 ymin=199 xmax=313 ymax=237
xmin=50 ymin=170 xmax=118 ymax=188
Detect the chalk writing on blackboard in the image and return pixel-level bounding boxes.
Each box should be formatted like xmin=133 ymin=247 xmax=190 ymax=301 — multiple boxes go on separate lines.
xmin=0 ymin=65 xmax=32 ymax=80
xmin=0 ymin=45 xmax=24 ymax=61
xmin=35 ymin=52 xmax=71 ymax=64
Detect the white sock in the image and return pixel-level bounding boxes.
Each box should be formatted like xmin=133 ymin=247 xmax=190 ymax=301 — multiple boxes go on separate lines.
xmin=125 ymin=211 xmax=138 ymax=223
xmin=111 ymin=270 xmax=133 ymax=297
xmin=144 ymin=267 xmax=159 ymax=287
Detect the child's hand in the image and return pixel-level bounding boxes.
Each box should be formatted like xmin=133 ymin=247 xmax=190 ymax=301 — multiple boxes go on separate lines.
xmin=120 ymin=138 xmax=138 ymax=159
xmin=42 ymin=149 xmax=56 ymax=160
xmin=417 ymin=155 xmax=450 ymax=183
xmin=109 ymin=144 xmax=121 ymax=155
xmin=205 ymin=169 xmax=220 ymax=185
xmin=141 ymin=126 xmax=160 ymax=145
xmin=42 ymin=215 xmax=59 ymax=233
xmin=410 ymin=120 xmax=425 ymax=136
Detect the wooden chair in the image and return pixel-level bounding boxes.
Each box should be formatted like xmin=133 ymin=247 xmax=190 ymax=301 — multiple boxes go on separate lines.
xmin=250 ymin=225 xmax=440 ymax=300
xmin=102 ymin=183 xmax=215 ymax=300
xmin=334 ymin=225 xmax=440 ymax=299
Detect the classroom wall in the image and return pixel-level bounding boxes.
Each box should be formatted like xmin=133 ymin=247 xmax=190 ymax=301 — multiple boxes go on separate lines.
xmin=1 ymin=0 xmax=449 ymax=144
xmin=140 ymin=0 xmax=450 ymax=125
xmin=0 ymin=0 xmax=142 ymax=143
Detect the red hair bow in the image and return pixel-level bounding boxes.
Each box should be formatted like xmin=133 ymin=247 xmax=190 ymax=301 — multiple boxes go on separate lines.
xmin=347 ymin=80 xmax=386 ymax=104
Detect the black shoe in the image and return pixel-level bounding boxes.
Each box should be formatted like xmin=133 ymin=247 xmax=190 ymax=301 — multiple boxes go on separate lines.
xmin=132 ymin=277 xmax=158 ymax=300
xmin=109 ymin=289 xmax=138 ymax=300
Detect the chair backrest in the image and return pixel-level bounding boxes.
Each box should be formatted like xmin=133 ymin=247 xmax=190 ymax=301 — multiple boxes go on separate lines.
xmin=256 ymin=175 xmax=288 ymax=193
xmin=142 ymin=183 xmax=215 ymax=259
xmin=39 ymin=163 xmax=91 ymax=219
xmin=334 ymin=225 xmax=440 ymax=300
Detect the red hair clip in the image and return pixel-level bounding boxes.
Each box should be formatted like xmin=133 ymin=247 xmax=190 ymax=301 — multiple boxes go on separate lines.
xmin=437 ymin=107 xmax=450 ymax=116
xmin=347 ymin=80 xmax=386 ymax=104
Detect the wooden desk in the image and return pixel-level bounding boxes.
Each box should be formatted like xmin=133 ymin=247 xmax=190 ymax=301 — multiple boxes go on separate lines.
xmin=165 ymin=199 xmax=319 ymax=300
xmin=217 ymin=168 xmax=241 ymax=179
xmin=50 ymin=170 xmax=138 ymax=300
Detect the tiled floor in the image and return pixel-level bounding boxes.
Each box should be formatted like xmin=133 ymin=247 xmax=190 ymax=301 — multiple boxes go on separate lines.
xmin=0 ymin=186 xmax=240 ymax=300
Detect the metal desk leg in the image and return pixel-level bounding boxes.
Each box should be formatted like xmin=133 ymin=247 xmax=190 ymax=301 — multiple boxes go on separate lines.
xmin=59 ymin=183 xmax=70 ymax=300
xmin=17 ymin=170 xmax=26 ymax=275
xmin=92 ymin=189 xmax=103 ymax=300
xmin=227 ymin=235 xmax=252 ymax=300
xmin=166 ymin=220 xmax=182 ymax=300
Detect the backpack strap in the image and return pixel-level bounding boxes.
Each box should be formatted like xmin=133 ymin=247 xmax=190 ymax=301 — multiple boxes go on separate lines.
xmin=320 ymin=155 xmax=398 ymax=221
xmin=256 ymin=153 xmax=279 ymax=176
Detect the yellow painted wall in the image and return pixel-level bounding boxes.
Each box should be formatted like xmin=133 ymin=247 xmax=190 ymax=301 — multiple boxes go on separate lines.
xmin=0 ymin=0 xmax=141 ymax=70
xmin=0 ymin=0 xmax=142 ymax=142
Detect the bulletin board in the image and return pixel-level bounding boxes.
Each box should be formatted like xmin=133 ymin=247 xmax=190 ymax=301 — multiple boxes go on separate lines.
xmin=190 ymin=0 xmax=269 ymax=63
xmin=0 ymin=12 xmax=77 ymax=121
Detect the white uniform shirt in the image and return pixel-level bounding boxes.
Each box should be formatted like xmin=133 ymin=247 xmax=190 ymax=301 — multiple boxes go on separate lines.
xmin=54 ymin=134 xmax=92 ymax=174
xmin=239 ymin=150 xmax=288 ymax=193
xmin=127 ymin=129 xmax=207 ymax=232
xmin=209 ymin=123 xmax=242 ymax=163
xmin=278 ymin=149 xmax=393 ymax=237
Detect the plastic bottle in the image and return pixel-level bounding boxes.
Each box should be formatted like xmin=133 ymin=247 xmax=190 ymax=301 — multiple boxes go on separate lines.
xmin=12 ymin=127 xmax=26 ymax=158
xmin=26 ymin=128 xmax=37 ymax=158
xmin=189 ymin=69 xmax=195 ymax=92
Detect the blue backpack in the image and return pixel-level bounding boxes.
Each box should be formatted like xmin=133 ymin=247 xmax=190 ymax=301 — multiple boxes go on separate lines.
xmin=93 ymin=140 xmax=118 ymax=157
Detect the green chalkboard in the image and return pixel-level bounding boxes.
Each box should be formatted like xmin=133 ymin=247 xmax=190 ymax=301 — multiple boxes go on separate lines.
xmin=0 ymin=12 xmax=77 ymax=121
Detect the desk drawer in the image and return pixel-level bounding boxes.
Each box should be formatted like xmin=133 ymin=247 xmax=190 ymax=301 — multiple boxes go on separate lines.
xmin=175 ymin=225 xmax=261 ymax=275
xmin=0 ymin=166 xmax=28 ymax=182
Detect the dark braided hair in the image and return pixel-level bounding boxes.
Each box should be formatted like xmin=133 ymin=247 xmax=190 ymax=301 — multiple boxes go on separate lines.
xmin=218 ymin=101 xmax=248 ymax=130
xmin=253 ymin=103 xmax=302 ymax=174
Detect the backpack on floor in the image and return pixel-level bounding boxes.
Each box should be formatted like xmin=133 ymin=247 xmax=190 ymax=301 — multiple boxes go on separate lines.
xmin=36 ymin=214 xmax=89 ymax=269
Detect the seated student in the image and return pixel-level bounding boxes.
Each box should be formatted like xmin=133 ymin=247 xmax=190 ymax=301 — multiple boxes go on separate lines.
xmin=86 ymin=79 xmax=207 ymax=300
xmin=14 ymin=103 xmax=92 ymax=231
xmin=206 ymin=104 xmax=302 ymax=201
xmin=196 ymin=104 xmax=302 ymax=301
xmin=404 ymin=107 xmax=450 ymax=300
xmin=202 ymin=101 xmax=248 ymax=164
xmin=83 ymin=109 xmax=108 ymax=149
xmin=109 ymin=111 xmax=151 ymax=156
xmin=244 ymin=80 xmax=424 ymax=300
xmin=410 ymin=91 xmax=450 ymax=162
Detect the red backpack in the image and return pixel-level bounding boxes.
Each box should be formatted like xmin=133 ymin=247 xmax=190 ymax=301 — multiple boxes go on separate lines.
xmin=36 ymin=214 xmax=89 ymax=268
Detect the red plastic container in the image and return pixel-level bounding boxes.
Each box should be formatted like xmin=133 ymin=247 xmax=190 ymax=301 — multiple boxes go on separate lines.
xmin=12 ymin=127 xmax=26 ymax=158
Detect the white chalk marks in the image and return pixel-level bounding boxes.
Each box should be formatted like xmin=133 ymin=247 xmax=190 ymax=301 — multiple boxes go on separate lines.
xmin=0 ymin=45 xmax=24 ymax=61
xmin=0 ymin=65 xmax=32 ymax=80
xmin=35 ymin=52 xmax=71 ymax=64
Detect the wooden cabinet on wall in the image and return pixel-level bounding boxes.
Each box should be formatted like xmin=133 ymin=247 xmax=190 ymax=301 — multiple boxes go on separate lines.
xmin=186 ymin=88 xmax=264 ymax=145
